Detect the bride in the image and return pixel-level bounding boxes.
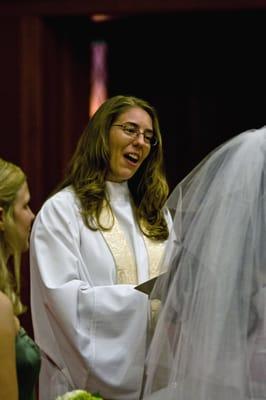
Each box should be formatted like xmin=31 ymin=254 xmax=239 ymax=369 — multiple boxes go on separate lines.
xmin=142 ymin=126 xmax=266 ymax=400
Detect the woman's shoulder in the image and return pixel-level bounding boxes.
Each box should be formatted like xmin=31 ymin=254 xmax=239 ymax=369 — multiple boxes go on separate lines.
xmin=33 ymin=186 xmax=81 ymax=231
xmin=39 ymin=186 xmax=80 ymax=215
xmin=0 ymin=291 xmax=13 ymax=314
xmin=46 ymin=186 xmax=76 ymax=205
xmin=0 ymin=292 xmax=16 ymax=335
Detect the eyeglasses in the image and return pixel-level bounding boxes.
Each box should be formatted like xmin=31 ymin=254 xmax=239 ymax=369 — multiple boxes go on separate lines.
xmin=112 ymin=122 xmax=158 ymax=146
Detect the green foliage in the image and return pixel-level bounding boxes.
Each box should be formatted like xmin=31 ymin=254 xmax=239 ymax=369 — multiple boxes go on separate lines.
xmin=55 ymin=389 xmax=104 ymax=400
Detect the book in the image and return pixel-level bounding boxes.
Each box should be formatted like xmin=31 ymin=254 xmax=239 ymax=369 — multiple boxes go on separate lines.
xmin=135 ymin=273 xmax=166 ymax=297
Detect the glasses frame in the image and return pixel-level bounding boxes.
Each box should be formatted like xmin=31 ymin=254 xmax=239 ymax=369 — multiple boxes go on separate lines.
xmin=112 ymin=123 xmax=158 ymax=147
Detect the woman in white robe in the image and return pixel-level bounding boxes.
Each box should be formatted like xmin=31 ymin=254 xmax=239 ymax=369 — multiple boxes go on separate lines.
xmin=30 ymin=95 xmax=172 ymax=400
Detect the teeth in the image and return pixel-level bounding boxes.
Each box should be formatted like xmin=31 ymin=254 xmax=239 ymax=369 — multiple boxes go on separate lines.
xmin=128 ymin=153 xmax=139 ymax=160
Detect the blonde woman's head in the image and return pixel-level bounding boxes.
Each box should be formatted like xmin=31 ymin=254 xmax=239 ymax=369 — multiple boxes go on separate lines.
xmin=0 ymin=158 xmax=34 ymax=314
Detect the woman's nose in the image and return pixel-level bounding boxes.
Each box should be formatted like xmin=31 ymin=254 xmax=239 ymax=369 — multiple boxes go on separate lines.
xmin=132 ymin=132 xmax=146 ymax=146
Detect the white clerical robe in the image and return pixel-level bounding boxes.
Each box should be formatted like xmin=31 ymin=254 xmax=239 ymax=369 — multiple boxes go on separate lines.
xmin=30 ymin=181 xmax=171 ymax=400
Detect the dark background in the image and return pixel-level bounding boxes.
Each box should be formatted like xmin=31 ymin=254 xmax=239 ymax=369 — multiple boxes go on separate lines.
xmin=1 ymin=0 xmax=266 ymax=335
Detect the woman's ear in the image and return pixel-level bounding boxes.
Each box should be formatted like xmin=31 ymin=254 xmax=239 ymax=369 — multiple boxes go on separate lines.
xmin=0 ymin=207 xmax=5 ymax=231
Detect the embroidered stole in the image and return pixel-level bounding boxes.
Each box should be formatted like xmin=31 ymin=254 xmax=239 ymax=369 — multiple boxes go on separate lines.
xmin=99 ymin=206 xmax=166 ymax=284
xmin=100 ymin=207 xmax=166 ymax=332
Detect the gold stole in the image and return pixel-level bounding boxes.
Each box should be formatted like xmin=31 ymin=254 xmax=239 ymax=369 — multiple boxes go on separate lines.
xmin=99 ymin=206 xmax=166 ymax=284
xmin=100 ymin=207 xmax=166 ymax=332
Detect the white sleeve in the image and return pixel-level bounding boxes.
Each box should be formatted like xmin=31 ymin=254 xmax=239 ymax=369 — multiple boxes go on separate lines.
xmin=30 ymin=190 xmax=148 ymax=399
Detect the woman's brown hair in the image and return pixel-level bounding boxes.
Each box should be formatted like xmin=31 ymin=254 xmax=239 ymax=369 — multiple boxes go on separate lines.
xmin=55 ymin=95 xmax=169 ymax=240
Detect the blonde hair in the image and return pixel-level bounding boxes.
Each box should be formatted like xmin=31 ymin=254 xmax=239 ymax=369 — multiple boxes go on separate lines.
xmin=0 ymin=158 xmax=26 ymax=315
xmin=55 ymin=95 xmax=169 ymax=241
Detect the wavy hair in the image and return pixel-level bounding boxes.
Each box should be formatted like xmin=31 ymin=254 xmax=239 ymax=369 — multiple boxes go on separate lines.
xmin=56 ymin=95 xmax=169 ymax=240
xmin=0 ymin=158 xmax=26 ymax=315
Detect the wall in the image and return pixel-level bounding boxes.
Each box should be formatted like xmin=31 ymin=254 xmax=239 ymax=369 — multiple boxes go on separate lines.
xmin=1 ymin=3 xmax=266 ymax=335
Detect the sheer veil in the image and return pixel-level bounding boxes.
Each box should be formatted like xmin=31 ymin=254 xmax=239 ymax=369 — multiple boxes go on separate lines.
xmin=142 ymin=127 xmax=266 ymax=400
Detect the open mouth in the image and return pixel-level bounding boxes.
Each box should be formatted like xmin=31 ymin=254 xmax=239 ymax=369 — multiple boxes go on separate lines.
xmin=124 ymin=152 xmax=140 ymax=165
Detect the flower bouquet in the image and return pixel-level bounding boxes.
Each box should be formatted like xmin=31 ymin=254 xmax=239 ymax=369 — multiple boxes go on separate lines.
xmin=55 ymin=390 xmax=103 ymax=400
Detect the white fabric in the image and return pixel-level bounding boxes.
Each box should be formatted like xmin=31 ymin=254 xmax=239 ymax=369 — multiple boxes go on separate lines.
xmin=143 ymin=127 xmax=266 ymax=400
xmin=105 ymin=181 xmax=149 ymax=283
xmin=30 ymin=181 xmax=171 ymax=400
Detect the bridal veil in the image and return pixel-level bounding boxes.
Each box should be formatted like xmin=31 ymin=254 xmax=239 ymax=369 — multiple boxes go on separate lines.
xmin=143 ymin=126 xmax=266 ymax=400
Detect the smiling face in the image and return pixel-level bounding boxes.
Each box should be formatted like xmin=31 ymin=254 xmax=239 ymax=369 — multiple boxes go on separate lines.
xmin=107 ymin=107 xmax=153 ymax=182
xmin=12 ymin=181 xmax=35 ymax=253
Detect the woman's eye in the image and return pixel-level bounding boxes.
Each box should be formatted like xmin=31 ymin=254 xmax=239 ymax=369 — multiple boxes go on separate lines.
xmin=125 ymin=127 xmax=136 ymax=134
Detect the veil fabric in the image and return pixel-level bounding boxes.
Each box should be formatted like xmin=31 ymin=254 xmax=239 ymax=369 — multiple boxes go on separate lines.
xmin=142 ymin=127 xmax=266 ymax=400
